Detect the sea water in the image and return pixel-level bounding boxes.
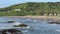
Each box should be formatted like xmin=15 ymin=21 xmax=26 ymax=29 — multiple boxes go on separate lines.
xmin=0 ymin=17 xmax=60 ymax=34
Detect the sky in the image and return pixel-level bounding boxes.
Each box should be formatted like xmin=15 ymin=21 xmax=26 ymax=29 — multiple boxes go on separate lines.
xmin=0 ymin=0 xmax=60 ymax=8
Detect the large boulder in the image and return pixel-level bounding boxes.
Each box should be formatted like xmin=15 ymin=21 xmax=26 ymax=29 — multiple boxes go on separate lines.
xmin=0 ymin=29 xmax=23 ymax=34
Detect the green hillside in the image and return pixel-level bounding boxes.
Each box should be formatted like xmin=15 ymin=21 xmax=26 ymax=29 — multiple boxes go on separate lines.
xmin=0 ymin=2 xmax=60 ymax=16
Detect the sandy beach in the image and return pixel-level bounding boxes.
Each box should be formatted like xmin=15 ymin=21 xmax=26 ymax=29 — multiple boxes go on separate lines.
xmin=2 ymin=16 xmax=60 ymax=18
xmin=3 ymin=16 xmax=60 ymax=18
xmin=1 ymin=16 xmax=60 ymax=21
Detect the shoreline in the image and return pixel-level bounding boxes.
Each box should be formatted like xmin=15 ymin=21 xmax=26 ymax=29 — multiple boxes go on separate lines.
xmin=3 ymin=16 xmax=60 ymax=19
xmin=2 ymin=16 xmax=60 ymax=18
xmin=0 ymin=16 xmax=60 ymax=24
xmin=1 ymin=16 xmax=60 ymax=22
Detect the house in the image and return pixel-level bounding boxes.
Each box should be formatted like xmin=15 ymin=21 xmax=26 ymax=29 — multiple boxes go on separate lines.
xmin=58 ymin=14 xmax=60 ymax=16
xmin=54 ymin=14 xmax=57 ymax=16
xmin=49 ymin=14 xmax=52 ymax=16
xmin=44 ymin=14 xmax=47 ymax=16
xmin=14 ymin=9 xmax=21 ymax=11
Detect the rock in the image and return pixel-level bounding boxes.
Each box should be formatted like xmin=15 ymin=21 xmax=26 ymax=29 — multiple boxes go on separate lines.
xmin=7 ymin=21 xmax=30 ymax=28
xmin=48 ymin=21 xmax=60 ymax=24
xmin=55 ymin=22 xmax=60 ymax=24
xmin=48 ymin=21 xmax=55 ymax=24
xmin=7 ymin=21 xmax=15 ymax=23
xmin=14 ymin=24 xmax=28 ymax=27
xmin=0 ymin=29 xmax=23 ymax=34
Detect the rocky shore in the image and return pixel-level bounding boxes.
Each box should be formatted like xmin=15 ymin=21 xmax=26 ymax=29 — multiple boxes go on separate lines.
xmin=2 ymin=16 xmax=60 ymax=24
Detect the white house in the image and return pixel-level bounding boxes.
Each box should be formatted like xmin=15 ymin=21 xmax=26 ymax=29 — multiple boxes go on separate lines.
xmin=14 ymin=9 xmax=21 ymax=11
xmin=58 ymin=14 xmax=60 ymax=16
xmin=49 ymin=14 xmax=52 ymax=16
xmin=44 ymin=14 xmax=47 ymax=16
xmin=54 ymin=14 xmax=57 ymax=16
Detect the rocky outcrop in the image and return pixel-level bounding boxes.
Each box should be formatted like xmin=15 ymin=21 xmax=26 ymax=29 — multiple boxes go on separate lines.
xmin=14 ymin=24 xmax=28 ymax=27
xmin=0 ymin=29 xmax=23 ymax=34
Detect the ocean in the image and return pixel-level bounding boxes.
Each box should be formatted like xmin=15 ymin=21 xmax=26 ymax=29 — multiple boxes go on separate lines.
xmin=0 ymin=17 xmax=60 ymax=34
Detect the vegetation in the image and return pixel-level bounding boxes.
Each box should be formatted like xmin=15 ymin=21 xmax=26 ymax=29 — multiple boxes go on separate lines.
xmin=0 ymin=2 xmax=60 ymax=16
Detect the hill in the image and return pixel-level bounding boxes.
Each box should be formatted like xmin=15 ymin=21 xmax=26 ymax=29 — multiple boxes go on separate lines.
xmin=0 ymin=2 xmax=60 ymax=16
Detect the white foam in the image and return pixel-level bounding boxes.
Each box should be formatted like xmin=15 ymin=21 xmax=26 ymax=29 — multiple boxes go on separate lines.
xmin=21 ymin=26 xmax=30 ymax=28
xmin=26 ymin=26 xmax=30 ymax=28
xmin=12 ymin=22 xmax=21 ymax=25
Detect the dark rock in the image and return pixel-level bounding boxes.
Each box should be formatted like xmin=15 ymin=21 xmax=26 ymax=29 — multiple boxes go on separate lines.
xmin=55 ymin=22 xmax=60 ymax=24
xmin=14 ymin=24 xmax=28 ymax=27
xmin=0 ymin=29 xmax=23 ymax=34
xmin=7 ymin=21 xmax=15 ymax=23
xmin=48 ymin=21 xmax=55 ymax=24
xmin=48 ymin=21 xmax=60 ymax=24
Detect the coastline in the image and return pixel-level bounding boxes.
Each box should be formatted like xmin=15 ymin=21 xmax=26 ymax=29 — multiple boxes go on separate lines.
xmin=2 ymin=16 xmax=60 ymax=18
xmin=0 ymin=16 xmax=60 ymax=24
xmin=1 ymin=16 xmax=60 ymax=22
xmin=3 ymin=16 xmax=60 ymax=18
